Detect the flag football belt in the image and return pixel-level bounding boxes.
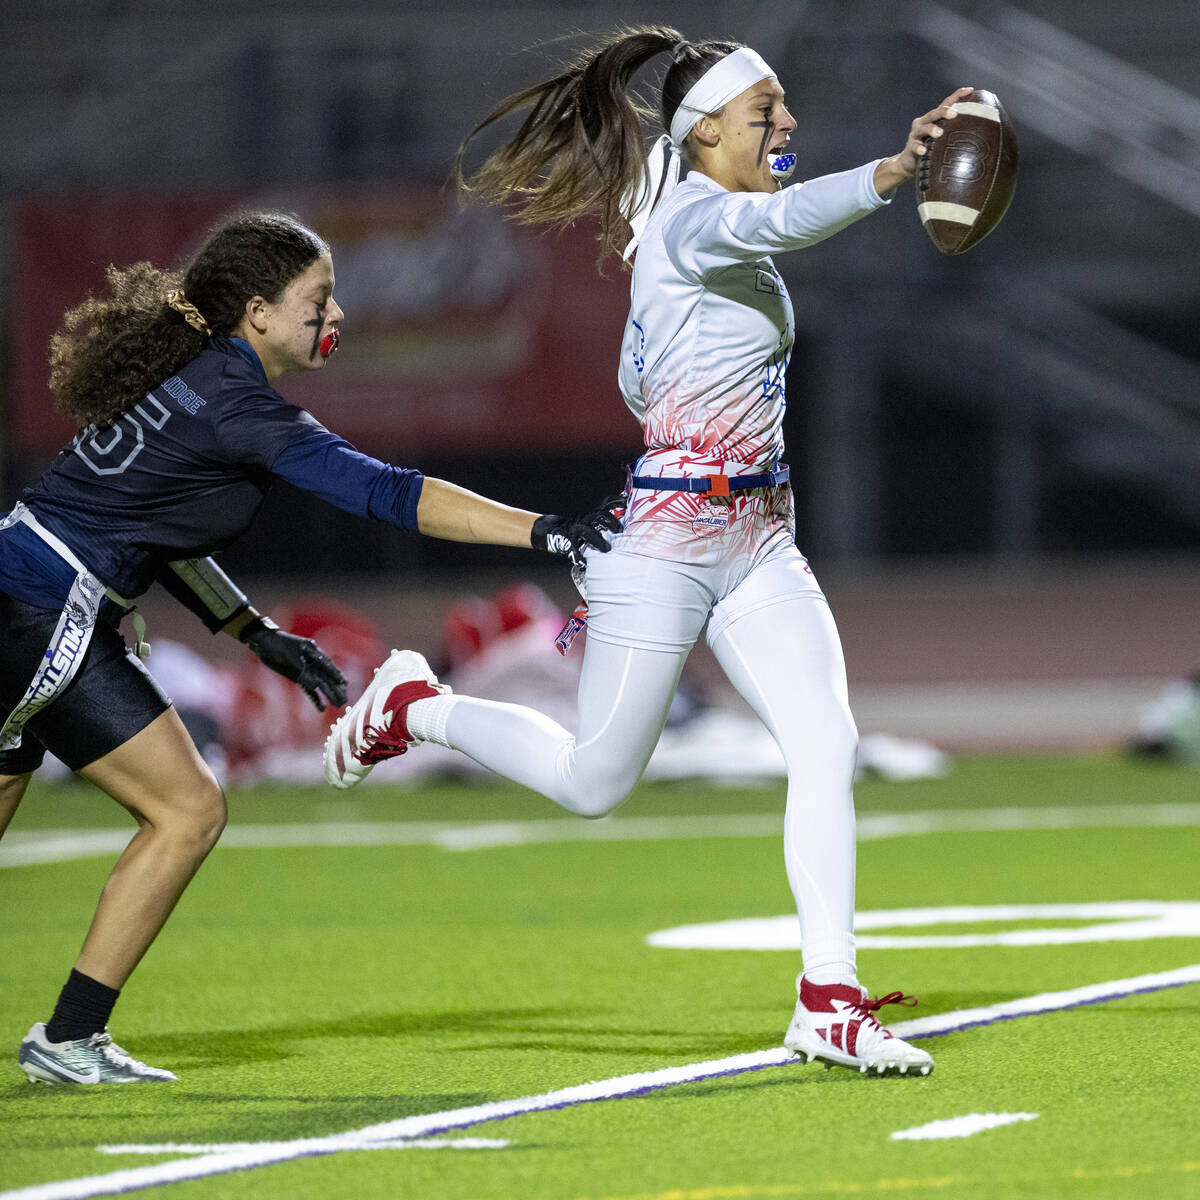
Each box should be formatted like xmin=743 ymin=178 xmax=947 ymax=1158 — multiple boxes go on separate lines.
xmin=628 ymin=464 xmax=790 ymax=498
xmin=0 ymin=503 xmax=145 ymax=753
xmin=554 ymin=466 xmax=790 ymax=657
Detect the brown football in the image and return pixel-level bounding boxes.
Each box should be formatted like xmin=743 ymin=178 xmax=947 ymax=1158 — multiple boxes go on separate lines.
xmin=916 ymin=88 xmax=1018 ymax=255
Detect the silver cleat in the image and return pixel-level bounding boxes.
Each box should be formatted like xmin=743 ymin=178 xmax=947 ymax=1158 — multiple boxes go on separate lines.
xmin=19 ymin=1022 xmax=177 ymax=1084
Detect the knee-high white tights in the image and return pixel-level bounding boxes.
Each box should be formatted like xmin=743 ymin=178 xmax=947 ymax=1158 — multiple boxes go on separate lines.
xmin=411 ymin=547 xmax=859 ymax=977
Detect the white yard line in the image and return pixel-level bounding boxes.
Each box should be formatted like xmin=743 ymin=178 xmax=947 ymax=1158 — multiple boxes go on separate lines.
xmin=890 ymin=1112 xmax=1039 ymax=1140
xmin=4 ymin=802 xmax=1200 ymax=867
xmin=4 ymin=965 xmax=1199 ymax=1200
xmin=648 ymin=901 xmax=1200 ymax=950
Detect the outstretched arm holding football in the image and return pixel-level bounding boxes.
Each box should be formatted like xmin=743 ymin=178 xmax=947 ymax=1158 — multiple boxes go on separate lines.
xmin=873 ymin=86 xmax=975 ymax=196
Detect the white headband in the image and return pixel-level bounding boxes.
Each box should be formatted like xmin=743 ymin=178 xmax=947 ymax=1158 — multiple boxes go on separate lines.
xmin=668 ymin=46 xmax=778 ymax=150
xmin=622 ymin=46 xmax=780 ymax=259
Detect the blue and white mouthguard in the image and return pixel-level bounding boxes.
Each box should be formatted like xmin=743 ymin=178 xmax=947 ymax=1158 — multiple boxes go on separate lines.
xmin=768 ymin=152 xmax=796 ymax=180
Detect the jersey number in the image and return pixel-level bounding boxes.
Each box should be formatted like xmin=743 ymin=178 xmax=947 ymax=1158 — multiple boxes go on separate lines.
xmin=73 ymin=396 xmax=171 ymax=476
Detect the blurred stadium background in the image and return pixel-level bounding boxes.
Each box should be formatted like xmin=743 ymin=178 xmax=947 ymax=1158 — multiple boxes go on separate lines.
xmin=4 ymin=0 xmax=1200 ymax=756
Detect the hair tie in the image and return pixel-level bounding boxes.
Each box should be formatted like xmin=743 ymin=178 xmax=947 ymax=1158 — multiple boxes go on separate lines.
xmin=669 ymin=39 xmax=691 ymax=64
xmin=165 ymin=290 xmax=212 ymax=336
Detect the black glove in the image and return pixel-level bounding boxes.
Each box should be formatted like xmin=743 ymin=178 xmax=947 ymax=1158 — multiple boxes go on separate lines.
xmin=239 ymin=617 xmax=348 ymax=712
xmin=531 ymin=495 xmax=625 ymax=563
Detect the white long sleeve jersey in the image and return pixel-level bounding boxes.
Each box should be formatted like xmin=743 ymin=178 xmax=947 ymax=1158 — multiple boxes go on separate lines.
xmin=618 ymin=160 xmax=891 ymax=472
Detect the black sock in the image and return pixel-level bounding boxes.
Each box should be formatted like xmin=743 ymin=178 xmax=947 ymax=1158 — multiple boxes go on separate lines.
xmin=44 ymin=969 xmax=120 ymax=1043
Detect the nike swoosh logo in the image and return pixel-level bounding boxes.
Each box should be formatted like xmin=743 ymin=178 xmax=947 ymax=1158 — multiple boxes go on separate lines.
xmin=25 ymin=1046 xmax=100 ymax=1083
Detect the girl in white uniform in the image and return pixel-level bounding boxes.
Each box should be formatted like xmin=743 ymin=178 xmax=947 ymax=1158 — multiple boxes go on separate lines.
xmin=327 ymin=26 xmax=971 ymax=1076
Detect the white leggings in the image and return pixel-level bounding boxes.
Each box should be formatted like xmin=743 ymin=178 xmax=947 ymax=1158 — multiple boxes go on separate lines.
xmin=427 ymin=540 xmax=859 ymax=976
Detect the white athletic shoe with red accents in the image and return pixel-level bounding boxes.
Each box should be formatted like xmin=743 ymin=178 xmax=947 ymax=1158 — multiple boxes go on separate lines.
xmin=323 ymin=650 xmax=449 ymax=789
xmin=783 ymin=977 xmax=934 ymax=1076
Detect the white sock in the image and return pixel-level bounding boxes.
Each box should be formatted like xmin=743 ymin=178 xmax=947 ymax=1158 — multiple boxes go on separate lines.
xmin=404 ymin=694 xmax=458 ymax=747
xmin=798 ymin=932 xmax=858 ymax=987
xmin=801 ymin=964 xmax=858 ymax=988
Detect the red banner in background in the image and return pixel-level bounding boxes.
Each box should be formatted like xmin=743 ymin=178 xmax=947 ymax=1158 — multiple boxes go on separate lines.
xmin=10 ymin=186 xmax=638 ymax=459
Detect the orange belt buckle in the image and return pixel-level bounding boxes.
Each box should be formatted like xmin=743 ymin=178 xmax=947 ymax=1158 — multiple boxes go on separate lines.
xmin=704 ymin=475 xmax=731 ymax=498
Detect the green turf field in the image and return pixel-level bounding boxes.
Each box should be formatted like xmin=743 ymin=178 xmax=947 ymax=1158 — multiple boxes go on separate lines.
xmin=2 ymin=754 xmax=1199 ymax=1199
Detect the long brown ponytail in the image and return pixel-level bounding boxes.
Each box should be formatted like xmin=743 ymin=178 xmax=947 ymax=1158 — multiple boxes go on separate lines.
xmin=457 ymin=26 xmax=742 ymax=266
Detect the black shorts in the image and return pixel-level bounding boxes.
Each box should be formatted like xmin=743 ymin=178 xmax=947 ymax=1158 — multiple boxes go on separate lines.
xmin=0 ymin=589 xmax=171 ymax=775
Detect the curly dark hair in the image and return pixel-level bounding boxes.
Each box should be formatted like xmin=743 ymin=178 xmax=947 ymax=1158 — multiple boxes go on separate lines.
xmin=456 ymin=27 xmax=741 ymax=267
xmin=49 ymin=210 xmax=329 ymax=427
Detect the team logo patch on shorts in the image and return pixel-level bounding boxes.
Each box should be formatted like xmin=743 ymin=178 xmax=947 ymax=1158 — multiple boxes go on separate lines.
xmin=691 ymin=504 xmax=731 ymax=538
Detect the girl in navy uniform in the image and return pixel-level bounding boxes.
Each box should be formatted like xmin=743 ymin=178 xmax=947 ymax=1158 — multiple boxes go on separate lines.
xmin=2 ymin=210 xmax=617 ymax=1084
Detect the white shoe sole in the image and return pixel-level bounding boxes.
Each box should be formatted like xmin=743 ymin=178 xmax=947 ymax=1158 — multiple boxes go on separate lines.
xmin=784 ymin=1027 xmax=934 ymax=1076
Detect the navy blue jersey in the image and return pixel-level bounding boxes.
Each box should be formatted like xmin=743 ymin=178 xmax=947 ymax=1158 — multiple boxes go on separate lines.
xmin=0 ymin=337 xmax=422 ymax=611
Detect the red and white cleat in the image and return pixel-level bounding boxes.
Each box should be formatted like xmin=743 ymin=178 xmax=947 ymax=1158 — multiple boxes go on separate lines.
xmin=323 ymin=650 xmax=449 ymax=789
xmin=784 ymin=978 xmax=934 ymax=1076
